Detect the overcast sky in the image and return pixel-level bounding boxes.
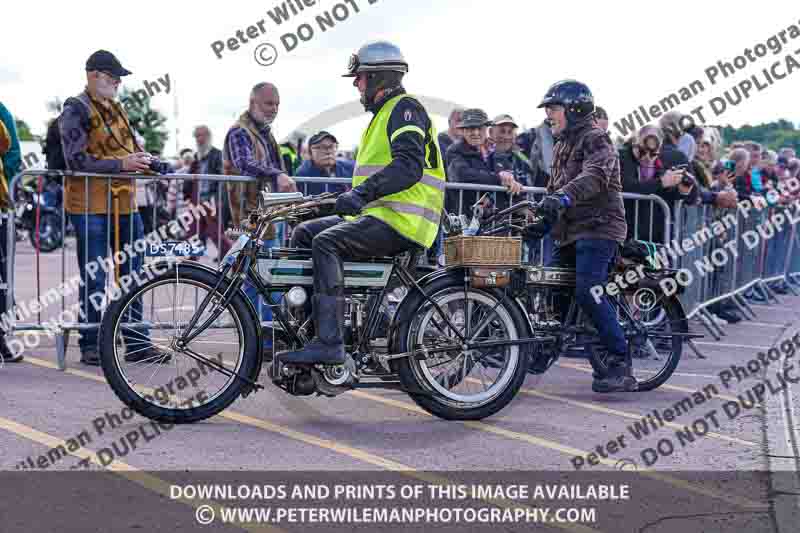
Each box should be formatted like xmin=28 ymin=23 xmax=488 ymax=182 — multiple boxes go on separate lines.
xmin=2 ymin=0 xmax=798 ymax=156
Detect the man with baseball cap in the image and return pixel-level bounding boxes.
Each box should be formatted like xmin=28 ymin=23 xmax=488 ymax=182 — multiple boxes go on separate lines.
xmin=294 ymin=130 xmax=353 ymax=195
xmin=86 ymin=49 xmax=133 ymax=78
xmin=59 ymin=50 xmax=158 ymax=366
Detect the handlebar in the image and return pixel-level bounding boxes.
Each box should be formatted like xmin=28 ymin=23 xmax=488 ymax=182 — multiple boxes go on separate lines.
xmin=480 ymin=200 xmax=540 ymax=227
xmin=442 ymin=199 xmax=543 ymax=238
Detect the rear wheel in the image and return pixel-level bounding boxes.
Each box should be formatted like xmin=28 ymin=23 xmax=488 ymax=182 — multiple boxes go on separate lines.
xmin=393 ymin=277 xmax=530 ymax=420
xmin=588 ymin=291 xmax=685 ymax=391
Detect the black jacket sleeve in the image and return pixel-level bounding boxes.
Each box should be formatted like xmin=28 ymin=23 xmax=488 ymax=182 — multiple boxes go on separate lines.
xmin=355 ymin=98 xmax=430 ymax=203
xmin=448 ymin=158 xmax=501 ymax=186
xmin=447 ymin=146 xmax=501 ymax=186
xmin=208 ymin=147 xmax=223 ymax=195
xmin=183 ymin=176 xmax=193 ymax=200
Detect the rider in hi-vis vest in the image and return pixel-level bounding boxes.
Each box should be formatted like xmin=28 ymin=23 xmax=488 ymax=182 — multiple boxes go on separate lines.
xmin=279 ymin=41 xmax=445 ymax=366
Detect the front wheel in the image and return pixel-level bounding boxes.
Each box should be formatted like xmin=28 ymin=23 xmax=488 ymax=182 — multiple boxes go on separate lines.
xmin=99 ymin=263 xmax=260 ymax=423
xmin=588 ymin=291 xmax=686 ymax=391
xmin=393 ymin=276 xmax=530 ymax=420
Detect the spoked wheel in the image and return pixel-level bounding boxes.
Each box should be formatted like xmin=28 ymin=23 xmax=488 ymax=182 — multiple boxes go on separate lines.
xmin=100 ymin=263 xmax=260 ymax=423
xmin=588 ymin=291 xmax=686 ymax=391
xmin=393 ymin=278 xmax=530 ymax=420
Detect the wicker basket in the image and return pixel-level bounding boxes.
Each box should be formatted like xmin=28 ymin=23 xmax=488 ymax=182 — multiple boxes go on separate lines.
xmin=444 ymin=236 xmax=522 ymax=266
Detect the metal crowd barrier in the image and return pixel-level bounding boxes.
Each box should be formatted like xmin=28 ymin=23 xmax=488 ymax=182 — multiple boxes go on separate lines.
xmin=4 ymin=171 xmax=672 ymax=370
xmin=290 ymin=179 xmax=673 ymax=264
xmin=6 ymin=170 xmax=258 ymax=369
xmin=673 ymin=197 xmax=800 ymax=352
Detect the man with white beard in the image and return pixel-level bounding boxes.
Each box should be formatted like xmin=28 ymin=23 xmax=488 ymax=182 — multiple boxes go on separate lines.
xmin=223 ymin=82 xmax=297 ymax=356
xmin=59 ymin=50 xmax=163 ymax=366
xmin=183 ymin=125 xmax=231 ymax=260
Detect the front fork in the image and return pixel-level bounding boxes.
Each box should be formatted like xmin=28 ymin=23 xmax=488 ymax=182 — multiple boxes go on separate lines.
xmin=169 ymin=255 xmax=265 ymax=391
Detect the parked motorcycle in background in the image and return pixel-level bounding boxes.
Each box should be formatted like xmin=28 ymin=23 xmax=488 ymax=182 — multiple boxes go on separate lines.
xmin=14 ymin=174 xmax=69 ymax=252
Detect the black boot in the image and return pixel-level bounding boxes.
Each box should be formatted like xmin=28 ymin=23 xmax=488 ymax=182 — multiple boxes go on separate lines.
xmin=716 ymin=308 xmax=742 ymax=324
xmin=0 ymin=335 xmax=23 ymax=363
xmin=592 ymin=351 xmax=637 ymax=393
xmin=278 ymin=295 xmax=346 ymax=365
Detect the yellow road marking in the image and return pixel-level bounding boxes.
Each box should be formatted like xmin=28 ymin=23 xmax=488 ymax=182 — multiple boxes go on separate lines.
xmin=21 ymin=356 xmax=599 ymax=533
xmin=496 ymin=380 xmax=756 ymax=447
xmin=556 ymin=362 xmax=740 ymax=403
xmin=24 ymin=356 xmax=412 ymax=471
xmin=350 ymin=390 xmax=767 ymax=510
xmin=556 ymin=362 xmax=718 ymax=380
xmin=0 ymin=416 xmax=279 ymax=532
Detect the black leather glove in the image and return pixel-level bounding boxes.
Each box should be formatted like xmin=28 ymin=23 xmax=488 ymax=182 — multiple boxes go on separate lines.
xmin=523 ymin=219 xmax=551 ymax=240
xmin=540 ymin=194 xmax=570 ymax=226
xmin=335 ymin=189 xmax=367 ymax=216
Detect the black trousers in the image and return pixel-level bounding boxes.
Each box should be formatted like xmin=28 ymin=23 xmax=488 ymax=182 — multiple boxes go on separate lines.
xmin=291 ymin=215 xmax=416 ymax=296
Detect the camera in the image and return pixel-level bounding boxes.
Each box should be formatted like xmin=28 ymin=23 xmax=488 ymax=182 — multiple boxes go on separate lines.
xmin=148 ymin=159 xmax=173 ymax=175
xmin=671 ymin=164 xmax=695 ymax=188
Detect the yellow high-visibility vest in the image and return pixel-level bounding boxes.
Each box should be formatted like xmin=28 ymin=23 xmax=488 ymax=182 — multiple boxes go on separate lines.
xmin=351 ymin=94 xmax=445 ymax=248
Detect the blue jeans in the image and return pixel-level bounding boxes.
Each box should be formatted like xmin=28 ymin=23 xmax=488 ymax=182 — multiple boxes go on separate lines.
xmin=70 ymin=213 xmax=147 ymax=353
xmin=550 ymin=239 xmax=627 ymax=357
xmin=526 ymin=235 xmax=554 ymax=265
xmin=244 ymin=281 xmax=274 ymax=323
xmin=244 ymin=222 xmax=287 ymax=347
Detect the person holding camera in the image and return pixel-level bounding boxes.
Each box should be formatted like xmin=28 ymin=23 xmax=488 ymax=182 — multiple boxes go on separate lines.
xmin=59 ymin=50 xmax=167 ymax=366
xmin=619 ymin=124 xmax=698 ymax=244
xmin=716 ymin=148 xmax=755 ymax=201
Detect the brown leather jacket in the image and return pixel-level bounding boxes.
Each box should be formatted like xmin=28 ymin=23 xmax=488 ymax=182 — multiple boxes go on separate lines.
xmin=547 ymin=118 xmax=627 ymax=245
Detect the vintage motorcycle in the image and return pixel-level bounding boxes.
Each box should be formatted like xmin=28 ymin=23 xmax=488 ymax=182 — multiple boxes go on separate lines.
xmin=99 ymin=192 xmax=696 ymax=424
xmin=475 ymin=200 xmax=699 ymax=390
xmin=100 ymin=192 xmax=539 ymax=422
